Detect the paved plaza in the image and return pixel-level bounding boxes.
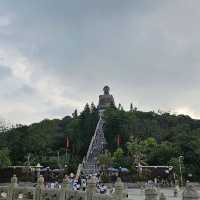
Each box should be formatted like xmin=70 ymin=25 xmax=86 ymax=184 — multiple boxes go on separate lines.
xmin=127 ymin=188 xmax=183 ymax=200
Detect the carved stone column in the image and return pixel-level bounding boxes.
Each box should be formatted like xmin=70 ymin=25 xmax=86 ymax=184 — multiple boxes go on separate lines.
xmin=8 ymin=175 xmax=18 ymax=200
xmin=183 ymin=183 xmax=199 ymax=200
xmin=86 ymin=176 xmax=96 ymax=200
xmin=35 ymin=175 xmax=45 ymax=200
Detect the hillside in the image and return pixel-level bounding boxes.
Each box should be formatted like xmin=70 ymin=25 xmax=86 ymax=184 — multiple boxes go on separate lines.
xmin=1 ymin=104 xmax=200 ymax=180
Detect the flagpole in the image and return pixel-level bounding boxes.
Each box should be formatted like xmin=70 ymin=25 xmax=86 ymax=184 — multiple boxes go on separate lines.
xmin=65 ymin=148 xmax=68 ymax=163
xmin=57 ymin=151 xmax=60 ymax=168
xmin=65 ymin=136 xmax=69 ymax=165
xmin=117 ymin=135 xmax=120 ymax=147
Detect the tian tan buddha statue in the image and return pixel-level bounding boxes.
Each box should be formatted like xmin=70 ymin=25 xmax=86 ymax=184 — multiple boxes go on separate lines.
xmin=98 ymin=86 xmax=115 ymax=111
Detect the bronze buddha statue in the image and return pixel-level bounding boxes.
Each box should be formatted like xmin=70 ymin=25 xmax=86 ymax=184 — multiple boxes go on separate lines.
xmin=98 ymin=86 xmax=115 ymax=110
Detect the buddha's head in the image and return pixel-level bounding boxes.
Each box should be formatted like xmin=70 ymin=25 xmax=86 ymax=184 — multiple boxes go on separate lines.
xmin=103 ymin=86 xmax=110 ymax=95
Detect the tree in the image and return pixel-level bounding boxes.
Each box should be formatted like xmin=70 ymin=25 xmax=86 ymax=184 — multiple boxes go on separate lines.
xmin=84 ymin=103 xmax=90 ymax=113
xmin=97 ymin=150 xmax=112 ymax=172
xmin=168 ymin=157 xmax=185 ymax=183
xmin=143 ymin=137 xmax=157 ymax=147
xmin=142 ymin=137 xmax=157 ymax=155
xmin=0 ymin=148 xmax=11 ymax=167
xmin=3 ymin=102 xmax=200 ymax=180
xmin=130 ymin=103 xmax=133 ymax=112
xmin=127 ymin=137 xmax=146 ymax=166
xmin=90 ymin=102 xmax=96 ymax=113
xmin=112 ymin=148 xmax=124 ymax=168
xmin=72 ymin=109 xmax=78 ymax=118
xmin=147 ymin=142 xmax=179 ymax=165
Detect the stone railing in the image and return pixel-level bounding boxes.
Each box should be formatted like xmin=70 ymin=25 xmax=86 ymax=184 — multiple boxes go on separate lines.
xmin=0 ymin=176 xmax=127 ymax=200
xmin=144 ymin=183 xmax=200 ymax=200
xmin=2 ymin=175 xmax=200 ymax=200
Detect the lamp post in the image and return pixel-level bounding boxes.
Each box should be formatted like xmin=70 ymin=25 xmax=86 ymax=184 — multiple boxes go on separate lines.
xmin=179 ymin=156 xmax=184 ymax=186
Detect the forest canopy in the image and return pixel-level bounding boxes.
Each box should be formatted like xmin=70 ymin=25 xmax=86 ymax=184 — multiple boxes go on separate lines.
xmin=1 ymin=104 xmax=200 ymax=180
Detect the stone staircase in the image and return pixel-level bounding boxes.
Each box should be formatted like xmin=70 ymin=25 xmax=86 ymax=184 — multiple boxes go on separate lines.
xmin=81 ymin=116 xmax=106 ymax=175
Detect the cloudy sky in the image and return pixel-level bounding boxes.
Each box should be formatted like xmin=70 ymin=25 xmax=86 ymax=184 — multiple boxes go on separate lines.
xmin=0 ymin=0 xmax=200 ymax=124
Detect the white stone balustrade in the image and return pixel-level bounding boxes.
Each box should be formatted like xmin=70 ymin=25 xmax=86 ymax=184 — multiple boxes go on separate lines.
xmin=183 ymin=183 xmax=199 ymax=200
xmin=4 ymin=175 xmax=199 ymax=200
xmin=0 ymin=175 xmax=127 ymax=200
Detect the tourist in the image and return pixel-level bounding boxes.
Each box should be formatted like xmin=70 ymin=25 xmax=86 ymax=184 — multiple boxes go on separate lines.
xmin=50 ymin=182 xmax=55 ymax=189
xmin=76 ymin=183 xmax=81 ymax=190
xmin=96 ymin=182 xmax=101 ymax=192
xmin=81 ymin=178 xmax=87 ymax=191
xmin=154 ymin=177 xmax=158 ymax=187
xmin=174 ymin=185 xmax=179 ymax=197
xmin=55 ymin=181 xmax=59 ymax=188
xmin=99 ymin=184 xmax=107 ymax=194
xmin=73 ymin=178 xmax=78 ymax=190
xmin=110 ymin=186 xmax=115 ymax=194
xmin=174 ymin=187 xmax=178 ymax=197
xmin=68 ymin=176 xmax=74 ymax=190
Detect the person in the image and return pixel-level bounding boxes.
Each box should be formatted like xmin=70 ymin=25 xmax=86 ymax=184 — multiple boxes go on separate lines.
xmin=55 ymin=181 xmax=59 ymax=188
xmin=110 ymin=186 xmax=115 ymax=194
xmin=147 ymin=180 xmax=154 ymax=187
xmin=76 ymin=183 xmax=81 ymax=190
xmin=174 ymin=188 xmax=178 ymax=197
xmin=96 ymin=182 xmax=100 ymax=193
xmin=154 ymin=177 xmax=157 ymax=186
xmin=174 ymin=185 xmax=179 ymax=197
xmin=73 ymin=179 xmax=78 ymax=190
xmin=100 ymin=184 xmax=107 ymax=194
xmin=81 ymin=178 xmax=87 ymax=191
xmin=50 ymin=182 xmax=55 ymax=189
xmin=68 ymin=176 xmax=74 ymax=190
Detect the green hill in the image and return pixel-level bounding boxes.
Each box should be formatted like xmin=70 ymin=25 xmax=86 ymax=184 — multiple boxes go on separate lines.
xmin=1 ymin=104 xmax=200 ymax=180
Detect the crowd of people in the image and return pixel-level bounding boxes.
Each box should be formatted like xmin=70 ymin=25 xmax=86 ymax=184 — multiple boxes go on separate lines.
xmin=45 ymin=173 xmax=110 ymax=194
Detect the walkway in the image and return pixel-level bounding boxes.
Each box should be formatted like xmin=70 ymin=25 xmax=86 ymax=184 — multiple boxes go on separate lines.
xmin=127 ymin=188 xmax=183 ymax=200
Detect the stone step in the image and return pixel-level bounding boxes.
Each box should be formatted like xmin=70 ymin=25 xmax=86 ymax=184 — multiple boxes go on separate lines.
xmin=82 ymin=118 xmax=106 ymax=175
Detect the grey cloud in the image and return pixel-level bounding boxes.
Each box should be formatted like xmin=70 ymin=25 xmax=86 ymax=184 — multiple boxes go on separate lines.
xmin=3 ymin=84 xmax=36 ymax=100
xmin=0 ymin=0 xmax=200 ymax=124
xmin=0 ymin=65 xmax=12 ymax=79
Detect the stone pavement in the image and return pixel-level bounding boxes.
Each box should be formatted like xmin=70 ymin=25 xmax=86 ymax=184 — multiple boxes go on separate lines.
xmin=127 ymin=188 xmax=183 ymax=200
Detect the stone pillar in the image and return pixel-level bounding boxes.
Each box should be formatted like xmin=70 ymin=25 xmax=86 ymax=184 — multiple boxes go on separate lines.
xmin=113 ymin=177 xmax=125 ymax=200
xmin=35 ymin=175 xmax=45 ymax=200
xmin=183 ymin=183 xmax=199 ymax=200
xmin=62 ymin=176 xmax=71 ymax=190
xmin=8 ymin=175 xmax=18 ymax=200
xmin=159 ymin=193 xmax=166 ymax=200
xmin=60 ymin=176 xmax=72 ymax=200
xmin=145 ymin=187 xmax=158 ymax=200
xmin=37 ymin=175 xmax=45 ymax=190
xmin=11 ymin=174 xmax=18 ymax=187
xmin=86 ymin=176 xmax=96 ymax=200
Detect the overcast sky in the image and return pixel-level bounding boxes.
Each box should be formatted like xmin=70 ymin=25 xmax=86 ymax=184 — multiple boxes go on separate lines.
xmin=0 ymin=0 xmax=200 ymax=124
